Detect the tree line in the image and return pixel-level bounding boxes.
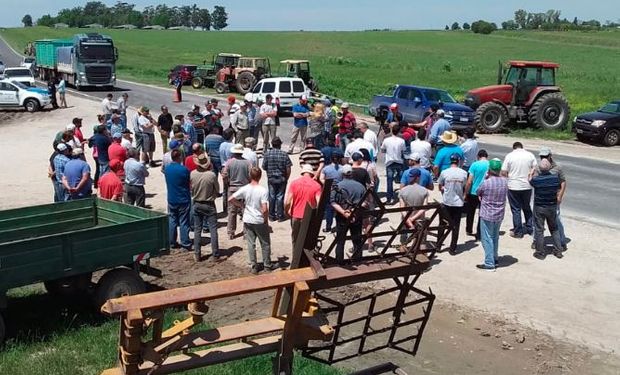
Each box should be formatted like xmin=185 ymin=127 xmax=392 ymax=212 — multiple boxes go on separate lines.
xmin=24 ymin=1 xmax=228 ymax=30
xmin=446 ymin=9 xmax=619 ymax=34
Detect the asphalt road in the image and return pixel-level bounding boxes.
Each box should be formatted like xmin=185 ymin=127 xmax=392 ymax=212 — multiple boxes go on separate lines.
xmin=1 ymin=37 xmax=617 ymax=228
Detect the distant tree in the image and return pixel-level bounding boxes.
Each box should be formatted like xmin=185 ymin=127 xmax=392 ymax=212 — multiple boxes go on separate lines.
xmin=190 ymin=4 xmax=200 ymax=29
xmin=463 ymin=22 xmax=470 ymax=30
xmin=22 ymin=14 xmax=33 ymax=27
xmin=573 ymin=17 xmax=579 ymax=26
xmin=211 ymin=6 xmax=228 ymax=30
xmin=197 ymin=8 xmax=211 ymax=30
xmin=178 ymin=5 xmax=192 ymax=27
xmin=501 ymin=20 xmax=518 ymax=30
xmin=36 ymin=14 xmax=55 ymax=27
xmin=451 ymin=22 xmax=460 ymax=30
xmin=471 ymin=20 xmax=497 ymax=35
xmin=444 ymin=25 xmax=449 ymax=30
xmin=514 ymin=9 xmax=527 ymax=29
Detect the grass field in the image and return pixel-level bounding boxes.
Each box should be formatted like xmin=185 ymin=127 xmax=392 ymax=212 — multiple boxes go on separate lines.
xmin=0 ymin=286 xmax=343 ymax=375
xmin=2 ymin=27 xmax=619 ymax=139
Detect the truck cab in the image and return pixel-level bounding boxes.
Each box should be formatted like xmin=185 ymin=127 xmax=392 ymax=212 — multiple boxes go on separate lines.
xmin=0 ymin=79 xmax=51 ymax=112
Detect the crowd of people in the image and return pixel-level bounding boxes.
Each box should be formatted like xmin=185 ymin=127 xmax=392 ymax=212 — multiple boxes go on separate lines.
xmin=47 ymin=93 xmax=568 ymax=273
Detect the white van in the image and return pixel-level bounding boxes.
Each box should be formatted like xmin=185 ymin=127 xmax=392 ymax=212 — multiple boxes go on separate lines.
xmin=250 ymin=77 xmax=310 ymax=111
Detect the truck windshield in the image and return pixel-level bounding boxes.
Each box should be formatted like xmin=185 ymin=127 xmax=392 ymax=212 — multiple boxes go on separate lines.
xmin=5 ymin=69 xmax=32 ymax=77
xmin=79 ymin=43 xmax=114 ymax=60
xmin=421 ymin=89 xmax=456 ymax=103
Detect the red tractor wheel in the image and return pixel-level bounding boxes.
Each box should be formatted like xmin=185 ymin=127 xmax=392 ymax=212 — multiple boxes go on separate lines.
xmin=475 ymin=102 xmax=509 ymax=133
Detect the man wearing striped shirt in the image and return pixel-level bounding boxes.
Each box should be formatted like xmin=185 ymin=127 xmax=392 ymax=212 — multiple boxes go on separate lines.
xmin=476 ymin=159 xmax=508 ymax=271
xmin=299 ymin=138 xmax=324 ymax=180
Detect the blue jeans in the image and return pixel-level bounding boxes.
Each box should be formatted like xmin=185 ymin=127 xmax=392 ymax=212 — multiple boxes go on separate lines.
xmin=532 ymin=205 xmax=566 ymax=245
xmin=386 ymin=163 xmax=404 ymax=201
xmin=480 ymin=219 xmax=501 ymax=268
xmin=507 ymin=189 xmax=533 ymax=236
xmin=268 ymin=180 xmax=286 ymax=219
xmin=324 ymin=200 xmax=335 ymax=230
xmin=193 ymin=202 xmax=219 ymax=257
xmin=99 ymin=161 xmax=110 ymax=175
xmin=168 ymin=202 xmax=191 ymax=247
xmin=53 ymin=179 xmax=65 ymax=202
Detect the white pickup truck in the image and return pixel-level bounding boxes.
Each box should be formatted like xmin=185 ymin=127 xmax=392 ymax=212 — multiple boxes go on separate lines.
xmin=2 ymin=67 xmax=36 ymax=86
xmin=0 ymin=79 xmax=51 ymax=112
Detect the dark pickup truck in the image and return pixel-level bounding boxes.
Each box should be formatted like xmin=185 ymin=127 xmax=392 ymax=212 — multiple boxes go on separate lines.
xmin=369 ymin=84 xmax=476 ymax=130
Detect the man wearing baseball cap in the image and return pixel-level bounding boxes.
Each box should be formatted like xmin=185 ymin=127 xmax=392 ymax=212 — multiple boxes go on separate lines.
xmin=529 ymin=158 xmax=563 ymax=260
xmin=98 ymin=159 xmax=124 ymax=202
xmin=400 ymin=153 xmax=434 ymax=191
xmin=330 ymin=164 xmax=366 ymax=263
xmin=428 ymin=109 xmax=452 ymax=147
xmin=386 ymin=103 xmax=403 ymax=124
xmin=438 ymin=153 xmax=468 ymax=254
xmin=51 ymin=143 xmax=72 ymax=202
xmin=476 ymin=158 xmax=508 ymax=271
xmin=221 ymin=144 xmax=252 ymax=240
xmin=290 ymin=95 xmax=310 ymax=154
xmin=108 ymin=133 xmax=128 ymax=167
xmin=535 ymin=146 xmax=567 ymax=250
xmin=399 ymin=168 xmax=430 ymax=250
xmin=285 ymin=164 xmax=322 ymax=248
xmin=337 ymin=102 xmax=357 ymax=152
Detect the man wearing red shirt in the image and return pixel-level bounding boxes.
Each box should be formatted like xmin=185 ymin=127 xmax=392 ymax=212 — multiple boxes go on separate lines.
xmin=108 ymin=133 xmax=128 ymax=163
xmin=72 ymin=117 xmax=86 ymax=145
xmin=338 ymin=102 xmax=356 ymax=152
xmin=400 ymin=122 xmax=416 ymax=142
xmin=98 ymin=159 xmax=124 ymax=201
xmin=184 ymin=143 xmax=204 ymax=172
xmin=284 ymin=164 xmax=322 ymax=248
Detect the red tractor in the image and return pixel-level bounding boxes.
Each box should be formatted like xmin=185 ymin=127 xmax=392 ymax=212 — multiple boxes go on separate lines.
xmin=464 ymin=61 xmax=570 ymax=133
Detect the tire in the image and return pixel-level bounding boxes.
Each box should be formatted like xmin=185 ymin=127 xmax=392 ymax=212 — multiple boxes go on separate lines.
xmin=191 ymin=77 xmax=203 ymax=89
xmin=44 ymin=273 xmax=92 ymax=297
xmin=528 ymin=92 xmax=570 ymax=130
xmin=93 ymin=268 xmax=145 ymax=311
xmin=214 ymin=82 xmax=228 ymax=94
xmin=24 ymin=99 xmax=40 ymax=113
xmin=235 ymin=71 xmax=256 ymax=94
xmin=475 ymin=102 xmax=508 ymax=133
xmin=0 ymin=313 xmax=4 ymax=344
xmin=603 ymin=129 xmax=620 ymax=147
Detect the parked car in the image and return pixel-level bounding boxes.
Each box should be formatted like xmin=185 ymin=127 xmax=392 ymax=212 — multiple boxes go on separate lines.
xmin=573 ymin=100 xmax=620 ymax=146
xmin=0 ymin=61 xmax=5 ymax=77
xmin=21 ymin=56 xmax=36 ymax=70
xmin=369 ymin=84 xmax=476 ymax=131
xmin=168 ymin=64 xmax=197 ymax=85
xmin=2 ymin=67 xmax=36 ymax=86
xmin=249 ymin=77 xmax=311 ymax=111
xmin=0 ymin=79 xmax=51 ymax=112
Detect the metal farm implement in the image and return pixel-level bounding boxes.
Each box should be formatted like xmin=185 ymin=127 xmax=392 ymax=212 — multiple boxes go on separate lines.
xmin=101 ymin=184 xmax=454 ymax=375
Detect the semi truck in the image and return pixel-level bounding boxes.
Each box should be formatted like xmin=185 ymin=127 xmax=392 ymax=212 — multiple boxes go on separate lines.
xmin=34 ymin=33 xmax=117 ymax=90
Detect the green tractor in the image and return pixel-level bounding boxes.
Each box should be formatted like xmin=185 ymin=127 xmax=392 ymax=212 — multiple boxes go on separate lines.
xmin=280 ymin=60 xmax=319 ymax=92
xmin=191 ymin=53 xmax=242 ymax=89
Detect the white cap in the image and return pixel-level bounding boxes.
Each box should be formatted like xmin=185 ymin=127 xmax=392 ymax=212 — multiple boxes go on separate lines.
xmin=301 ymin=95 xmax=308 ymax=101
xmin=72 ymin=148 xmax=84 ymax=156
xmin=436 ymin=109 xmax=445 ymax=116
xmin=341 ymin=102 xmax=350 ymax=109
xmin=231 ymin=103 xmax=241 ymax=112
xmin=341 ymin=164 xmax=353 ymax=175
xmin=390 ymin=103 xmax=398 ymax=109
xmin=300 ymin=164 xmax=315 ymax=176
xmin=56 ymin=143 xmax=68 ymax=152
xmin=66 ymin=124 xmax=76 ymax=131
xmin=244 ymin=93 xmax=253 ymax=102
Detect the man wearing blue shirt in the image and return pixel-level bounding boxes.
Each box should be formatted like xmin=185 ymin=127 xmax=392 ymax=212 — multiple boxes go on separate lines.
xmin=62 ymin=148 xmax=92 ymax=200
xmin=464 ymin=149 xmax=489 ymax=238
xmin=164 ymin=149 xmax=192 ymax=249
xmin=429 ymin=110 xmax=452 ymax=147
xmin=400 ymin=153 xmax=434 ymax=191
xmin=433 ymin=131 xmax=463 ymax=177
xmin=289 ymin=96 xmax=310 ymax=154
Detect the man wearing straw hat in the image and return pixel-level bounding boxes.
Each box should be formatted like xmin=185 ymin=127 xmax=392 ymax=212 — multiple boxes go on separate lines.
xmin=191 ymin=153 xmax=220 ymax=262
xmin=432 ymin=130 xmax=463 ymax=177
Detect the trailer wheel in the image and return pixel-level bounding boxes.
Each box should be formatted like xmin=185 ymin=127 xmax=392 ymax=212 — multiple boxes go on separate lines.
xmin=191 ymin=77 xmax=203 ymax=89
xmin=94 ymin=268 xmax=145 ymax=311
xmin=24 ymin=99 xmax=40 ymax=113
xmin=0 ymin=313 xmax=5 ymax=344
xmin=44 ymin=273 xmax=92 ymax=297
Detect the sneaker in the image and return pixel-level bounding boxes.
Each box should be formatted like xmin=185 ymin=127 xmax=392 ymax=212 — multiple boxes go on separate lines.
xmin=448 ymin=246 xmax=458 ymax=255
xmin=562 ymin=244 xmax=568 ymax=251
xmin=533 ymin=252 xmax=546 ymax=260
xmin=194 ymin=253 xmax=202 ymax=262
xmin=509 ymin=232 xmax=524 ymax=239
xmin=322 ymin=228 xmax=331 ymax=233
xmin=476 ymin=264 xmax=496 ymax=272
xmin=210 ymin=254 xmax=221 ymax=262
xmin=228 ymin=233 xmax=235 ymax=241
xmin=250 ymin=265 xmax=259 ymax=275
xmin=553 ymin=251 xmax=564 ymax=259
xmin=264 ymin=263 xmax=280 ymax=272
xmin=531 ymin=242 xmax=536 ymax=250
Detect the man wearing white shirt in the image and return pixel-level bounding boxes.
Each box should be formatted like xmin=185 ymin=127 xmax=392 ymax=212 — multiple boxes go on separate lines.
xmin=138 ymin=107 xmax=157 ymax=167
xmin=116 ymin=93 xmax=129 ymax=129
xmin=501 ymin=142 xmax=538 ymax=238
xmin=409 ymin=128 xmax=432 ymax=169
xmin=359 ymin=122 xmax=378 ymax=159
xmin=344 ymin=131 xmax=375 ymax=162
xmin=259 ymin=95 xmax=277 ymax=151
xmin=380 ymin=124 xmax=406 ymax=205
xmin=101 ymin=93 xmax=115 ymax=122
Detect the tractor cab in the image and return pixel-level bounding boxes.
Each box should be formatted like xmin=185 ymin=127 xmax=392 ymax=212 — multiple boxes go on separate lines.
xmin=499 ymin=61 xmax=559 ymax=105
xmin=212 ymin=53 xmax=241 ymax=71
xmin=279 ymin=60 xmax=318 ymax=92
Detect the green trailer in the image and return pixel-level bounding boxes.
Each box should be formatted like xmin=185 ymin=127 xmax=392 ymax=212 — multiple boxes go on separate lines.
xmin=0 ymin=197 xmax=169 ymax=343
xmin=33 ymin=39 xmax=72 ymax=69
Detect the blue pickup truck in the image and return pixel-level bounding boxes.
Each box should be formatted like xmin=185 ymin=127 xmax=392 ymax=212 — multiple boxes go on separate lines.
xmin=369 ymin=84 xmax=476 ymax=130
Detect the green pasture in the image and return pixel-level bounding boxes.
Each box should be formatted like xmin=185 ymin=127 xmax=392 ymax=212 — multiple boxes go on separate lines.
xmin=2 ymin=27 xmax=619 ymax=136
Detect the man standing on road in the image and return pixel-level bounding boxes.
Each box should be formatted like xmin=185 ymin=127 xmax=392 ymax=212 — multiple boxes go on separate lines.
xmin=231 ymin=102 xmax=250 ymax=144
xmin=138 ymin=107 xmax=157 ymax=167
xmin=117 ymin=93 xmax=129 ymax=129
xmin=204 ymin=126 xmax=224 ymax=175
xmin=501 ymin=142 xmax=537 ymax=238
xmin=124 ymin=148 xmax=149 ymax=207
xmin=121 ymin=129 xmax=133 ymax=150
xmin=108 ymin=133 xmax=128 ymax=164
xmin=242 ymin=137 xmax=258 ymax=167
xmin=190 ymin=154 xmax=220 ymax=262
xmin=98 ymin=159 xmax=124 ymax=201
xmin=101 ymin=93 xmax=115 ymax=122
xmin=345 ymin=131 xmax=375 ymax=162
xmin=299 ymin=138 xmax=325 ymax=178
xmin=428 ymin=110 xmax=452 ymax=148
xmin=386 ymin=103 xmax=404 ymax=123
xmin=331 ymin=165 xmax=366 ymax=263
xmin=400 ymin=153 xmax=434 ymax=191
xmin=535 ymin=147 xmax=568 ymax=250
xmin=409 ymin=129 xmax=432 ymax=170
xmin=262 ymin=137 xmax=292 ymax=222
xmin=338 ymin=103 xmax=356 ymax=151
xmin=476 ymin=158 xmax=508 ymax=271
xmin=173 ymin=74 xmax=183 ymax=102
xmin=438 ymin=153 xmax=468 ymax=254
xmin=57 ymin=77 xmax=67 ymax=108
xmin=62 ymin=148 xmax=92 ymax=200
xmin=165 ymin=149 xmax=192 ymax=250
xmin=92 ymin=125 xmax=112 ymax=175
xmin=359 ymin=122 xmax=378 ymax=160
xmin=229 ymin=167 xmax=279 ymax=275
xmin=460 ymin=128 xmax=479 ymax=172
xmin=289 ymin=96 xmax=310 ymax=154
xmin=285 ymin=164 xmax=322 ymax=248
xmin=432 ymin=131 xmax=463 ymax=177
xmin=221 ymin=144 xmax=252 ymax=240
xmin=48 ymin=78 xmax=59 ymax=109
xmin=52 ymin=143 xmax=72 ymax=201
xmin=464 ymin=149 xmax=489 ymax=239
xmin=158 ymin=105 xmax=173 ymax=154
xmin=529 ymin=158 xmax=564 ymax=260
xmin=399 ymin=169 xmax=429 ymax=250
xmin=380 ymin=124 xmax=406 ymax=205
xmin=260 ymin=95 xmax=278 ymax=151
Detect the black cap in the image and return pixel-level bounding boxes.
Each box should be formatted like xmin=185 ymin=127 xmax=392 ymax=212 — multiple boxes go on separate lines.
xmin=450 ymin=153 xmax=462 ymax=163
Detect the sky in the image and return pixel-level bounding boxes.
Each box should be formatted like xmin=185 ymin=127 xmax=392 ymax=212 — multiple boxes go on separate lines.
xmin=1 ymin=0 xmax=618 ymax=30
